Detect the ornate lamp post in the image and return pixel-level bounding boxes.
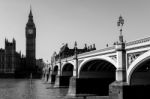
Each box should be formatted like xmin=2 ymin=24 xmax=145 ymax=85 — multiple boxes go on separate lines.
xmin=117 ymin=15 xmax=124 ymax=42
xmin=109 ymin=16 xmax=127 ymax=99
xmin=74 ymin=41 xmax=77 ymax=57
xmin=58 ymin=51 xmax=61 ymax=76
xmin=67 ymin=41 xmax=79 ymax=96
xmin=74 ymin=41 xmax=78 ymax=78
xmin=116 ymin=15 xmax=126 ymax=82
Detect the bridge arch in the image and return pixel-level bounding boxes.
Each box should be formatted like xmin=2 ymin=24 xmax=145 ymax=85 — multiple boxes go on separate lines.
xmin=51 ymin=65 xmax=59 ymax=84
xmin=60 ymin=63 xmax=74 ymax=87
xmin=78 ymin=56 xmax=116 ymax=95
xmin=61 ymin=62 xmax=74 ymax=72
xmin=62 ymin=63 xmax=74 ymax=76
xmin=127 ymin=50 xmax=150 ymax=85
xmin=48 ymin=67 xmax=51 ymax=75
xmin=78 ymin=56 xmax=117 ymax=75
xmin=53 ymin=65 xmax=58 ymax=73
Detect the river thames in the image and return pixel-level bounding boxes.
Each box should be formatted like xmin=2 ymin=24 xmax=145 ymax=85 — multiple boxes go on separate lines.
xmin=0 ymin=79 xmax=108 ymax=99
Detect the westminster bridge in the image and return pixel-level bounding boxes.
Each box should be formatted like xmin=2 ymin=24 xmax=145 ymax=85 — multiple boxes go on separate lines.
xmin=43 ymin=35 xmax=150 ymax=99
xmin=43 ymin=16 xmax=150 ymax=99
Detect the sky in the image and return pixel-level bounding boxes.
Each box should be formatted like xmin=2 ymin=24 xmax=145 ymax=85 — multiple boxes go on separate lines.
xmin=0 ymin=0 xmax=150 ymax=63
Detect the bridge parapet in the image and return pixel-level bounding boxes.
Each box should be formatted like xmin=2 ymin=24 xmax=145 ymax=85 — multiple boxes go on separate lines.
xmin=78 ymin=46 xmax=115 ymax=59
xmin=54 ymin=37 xmax=150 ymax=73
xmin=55 ymin=46 xmax=116 ymax=64
xmin=126 ymin=37 xmax=150 ymax=50
xmin=60 ymin=56 xmax=74 ymax=63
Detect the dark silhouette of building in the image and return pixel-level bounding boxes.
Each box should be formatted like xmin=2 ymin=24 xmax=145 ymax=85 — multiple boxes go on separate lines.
xmin=25 ymin=9 xmax=36 ymax=76
xmin=0 ymin=9 xmax=43 ymax=78
xmin=0 ymin=48 xmax=5 ymax=73
xmin=5 ymin=38 xmax=16 ymax=73
xmin=0 ymin=39 xmax=22 ymax=78
xmin=36 ymin=59 xmax=45 ymax=75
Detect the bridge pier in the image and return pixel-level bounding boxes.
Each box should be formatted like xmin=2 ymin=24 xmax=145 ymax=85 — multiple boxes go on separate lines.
xmin=67 ymin=76 xmax=77 ymax=97
xmin=109 ymin=37 xmax=128 ymax=99
xmin=47 ymin=76 xmax=51 ymax=83
xmin=50 ymin=65 xmax=58 ymax=84
xmin=53 ymin=75 xmax=60 ymax=87
xmin=67 ymin=76 xmax=115 ymax=97
xmin=50 ymin=74 xmax=56 ymax=84
xmin=47 ymin=70 xmax=52 ymax=83
xmin=43 ymin=72 xmax=49 ymax=82
xmin=70 ymin=79 xmax=115 ymax=96
xmin=109 ymin=81 xmax=128 ymax=99
xmin=41 ymin=72 xmax=45 ymax=81
xmin=54 ymin=75 xmax=71 ymax=88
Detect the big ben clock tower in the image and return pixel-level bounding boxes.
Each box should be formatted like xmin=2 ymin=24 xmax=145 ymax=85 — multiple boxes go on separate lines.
xmin=26 ymin=9 xmax=36 ymax=75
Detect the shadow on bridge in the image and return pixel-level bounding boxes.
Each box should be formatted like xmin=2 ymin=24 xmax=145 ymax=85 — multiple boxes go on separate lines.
xmin=68 ymin=59 xmax=116 ymax=96
xmin=122 ymin=59 xmax=150 ymax=99
xmin=51 ymin=65 xmax=58 ymax=84
xmin=54 ymin=63 xmax=74 ymax=88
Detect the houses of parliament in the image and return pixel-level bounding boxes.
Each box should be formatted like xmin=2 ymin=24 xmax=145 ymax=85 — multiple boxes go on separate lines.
xmin=0 ymin=9 xmax=43 ymax=78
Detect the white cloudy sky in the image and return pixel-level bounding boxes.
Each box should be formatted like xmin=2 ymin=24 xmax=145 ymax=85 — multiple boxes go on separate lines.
xmin=0 ymin=0 xmax=150 ymax=62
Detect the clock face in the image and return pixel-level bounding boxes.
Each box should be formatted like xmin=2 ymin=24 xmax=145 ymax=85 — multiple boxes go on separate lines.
xmin=28 ymin=29 xmax=33 ymax=34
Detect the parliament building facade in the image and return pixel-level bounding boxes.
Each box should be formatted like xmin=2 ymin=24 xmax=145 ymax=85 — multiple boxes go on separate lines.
xmin=0 ymin=9 xmax=42 ymax=78
xmin=0 ymin=39 xmax=21 ymax=74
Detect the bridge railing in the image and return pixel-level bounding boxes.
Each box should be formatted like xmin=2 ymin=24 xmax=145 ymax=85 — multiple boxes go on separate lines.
xmin=77 ymin=37 xmax=150 ymax=58
xmin=55 ymin=37 xmax=150 ymax=64
xmin=56 ymin=46 xmax=115 ymax=63
xmin=61 ymin=56 xmax=74 ymax=62
xmin=126 ymin=37 xmax=150 ymax=46
xmin=77 ymin=46 xmax=115 ymax=58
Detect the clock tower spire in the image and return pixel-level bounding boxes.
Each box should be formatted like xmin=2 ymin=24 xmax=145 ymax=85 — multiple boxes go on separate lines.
xmin=26 ymin=8 xmax=35 ymax=28
xmin=26 ymin=8 xmax=36 ymax=76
